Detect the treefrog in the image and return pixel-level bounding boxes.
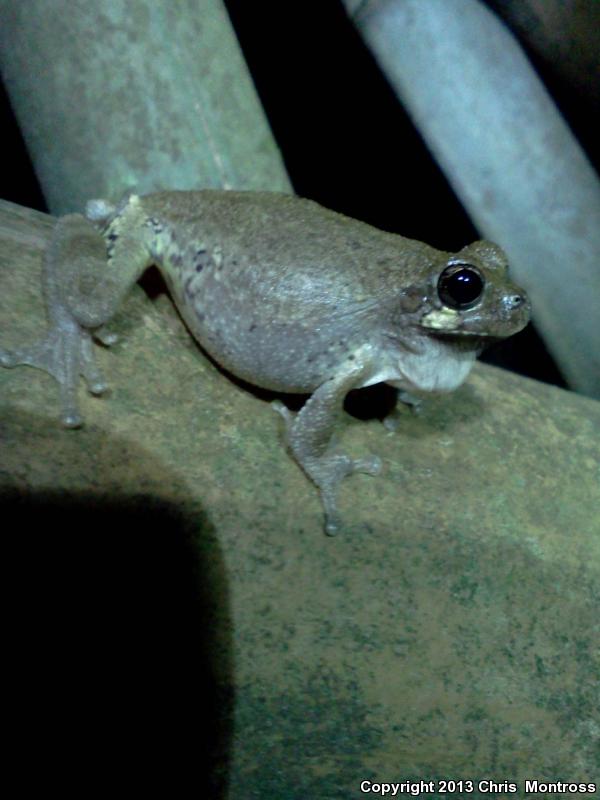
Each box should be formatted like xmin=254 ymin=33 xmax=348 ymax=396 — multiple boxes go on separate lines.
xmin=0 ymin=191 xmax=530 ymax=534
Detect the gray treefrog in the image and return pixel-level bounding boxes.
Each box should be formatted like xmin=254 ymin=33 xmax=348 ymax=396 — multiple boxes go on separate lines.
xmin=0 ymin=191 xmax=530 ymax=534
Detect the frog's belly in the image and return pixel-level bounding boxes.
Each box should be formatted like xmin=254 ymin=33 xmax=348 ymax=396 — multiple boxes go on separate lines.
xmin=175 ymin=286 xmax=362 ymax=393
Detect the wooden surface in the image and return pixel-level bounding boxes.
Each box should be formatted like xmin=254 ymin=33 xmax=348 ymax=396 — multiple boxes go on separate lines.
xmin=1 ymin=199 xmax=599 ymax=796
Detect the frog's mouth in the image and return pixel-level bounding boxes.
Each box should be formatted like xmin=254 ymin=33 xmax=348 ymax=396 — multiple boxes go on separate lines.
xmin=420 ymin=293 xmax=531 ymax=339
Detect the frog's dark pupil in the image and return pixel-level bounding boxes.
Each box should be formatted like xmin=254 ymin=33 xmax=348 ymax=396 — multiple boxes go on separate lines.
xmin=438 ymin=265 xmax=484 ymax=309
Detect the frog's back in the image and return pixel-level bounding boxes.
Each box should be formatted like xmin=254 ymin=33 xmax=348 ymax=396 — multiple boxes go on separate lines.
xmin=133 ymin=190 xmax=438 ymax=392
xmin=140 ymin=189 xmax=437 ymax=303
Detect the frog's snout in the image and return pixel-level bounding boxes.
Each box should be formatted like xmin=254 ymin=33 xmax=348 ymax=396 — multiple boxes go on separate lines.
xmin=501 ymin=286 xmax=531 ymax=333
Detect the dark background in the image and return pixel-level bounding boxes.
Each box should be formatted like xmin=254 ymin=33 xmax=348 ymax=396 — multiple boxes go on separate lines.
xmin=3 ymin=0 xmax=600 ymax=391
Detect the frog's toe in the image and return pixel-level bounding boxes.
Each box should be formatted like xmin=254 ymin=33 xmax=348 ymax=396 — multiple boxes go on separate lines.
xmin=80 ymin=335 xmax=108 ymax=395
xmin=324 ymin=511 xmax=342 ymax=536
xmin=85 ymin=197 xmax=116 ymax=223
xmin=271 ymin=399 xmax=296 ymax=437
xmin=60 ymin=403 xmax=83 ymax=429
xmin=87 ymin=379 xmax=107 ymax=396
xmin=398 ymin=390 xmax=423 ymax=415
xmin=314 ymin=473 xmax=344 ymax=537
xmin=271 ymin=399 xmax=293 ymax=420
xmin=93 ymin=325 xmax=119 ymax=347
xmin=383 ymin=411 xmax=401 ymax=432
xmin=354 ymin=454 xmax=383 ymax=476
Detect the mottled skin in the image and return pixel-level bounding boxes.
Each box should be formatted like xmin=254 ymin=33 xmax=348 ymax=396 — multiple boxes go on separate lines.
xmin=0 ymin=190 xmax=530 ymax=534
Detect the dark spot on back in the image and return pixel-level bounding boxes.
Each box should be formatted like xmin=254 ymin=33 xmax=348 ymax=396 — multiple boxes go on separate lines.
xmin=193 ymin=248 xmax=210 ymax=273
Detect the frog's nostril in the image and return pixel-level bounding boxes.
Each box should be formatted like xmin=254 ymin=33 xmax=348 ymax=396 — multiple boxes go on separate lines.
xmin=509 ymin=294 xmax=525 ymax=308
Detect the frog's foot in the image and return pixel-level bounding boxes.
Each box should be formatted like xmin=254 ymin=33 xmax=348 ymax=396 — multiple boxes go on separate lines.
xmin=272 ymin=398 xmax=382 ymax=534
xmin=302 ymin=452 xmax=382 ymax=535
xmin=398 ymin=389 xmax=423 ymax=415
xmin=383 ymin=390 xmax=423 ymax=431
xmin=0 ymin=316 xmax=108 ymax=428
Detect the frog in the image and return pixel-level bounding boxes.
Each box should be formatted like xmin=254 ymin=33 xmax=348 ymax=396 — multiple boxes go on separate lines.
xmin=0 ymin=190 xmax=530 ymax=534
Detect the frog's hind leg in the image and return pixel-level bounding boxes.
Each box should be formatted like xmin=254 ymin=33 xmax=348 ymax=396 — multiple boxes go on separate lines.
xmin=2 ymin=203 xmax=154 ymax=426
xmin=0 ymin=213 xmax=140 ymax=427
xmin=272 ymin=355 xmax=382 ymax=535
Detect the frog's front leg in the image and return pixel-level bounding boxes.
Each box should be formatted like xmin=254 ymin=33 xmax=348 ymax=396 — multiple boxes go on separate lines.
xmin=0 ymin=211 xmax=150 ymax=427
xmin=382 ymin=389 xmax=424 ymax=432
xmin=273 ymin=354 xmax=383 ymax=535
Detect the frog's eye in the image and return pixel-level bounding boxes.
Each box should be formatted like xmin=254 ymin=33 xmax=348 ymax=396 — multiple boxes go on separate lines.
xmin=437 ymin=264 xmax=484 ymax=309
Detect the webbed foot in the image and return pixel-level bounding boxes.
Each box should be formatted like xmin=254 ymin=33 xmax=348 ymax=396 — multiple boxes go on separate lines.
xmin=272 ymin=399 xmax=382 ymax=535
xmin=1 ymin=309 xmax=109 ymax=427
xmin=307 ymin=452 xmax=382 ymax=535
